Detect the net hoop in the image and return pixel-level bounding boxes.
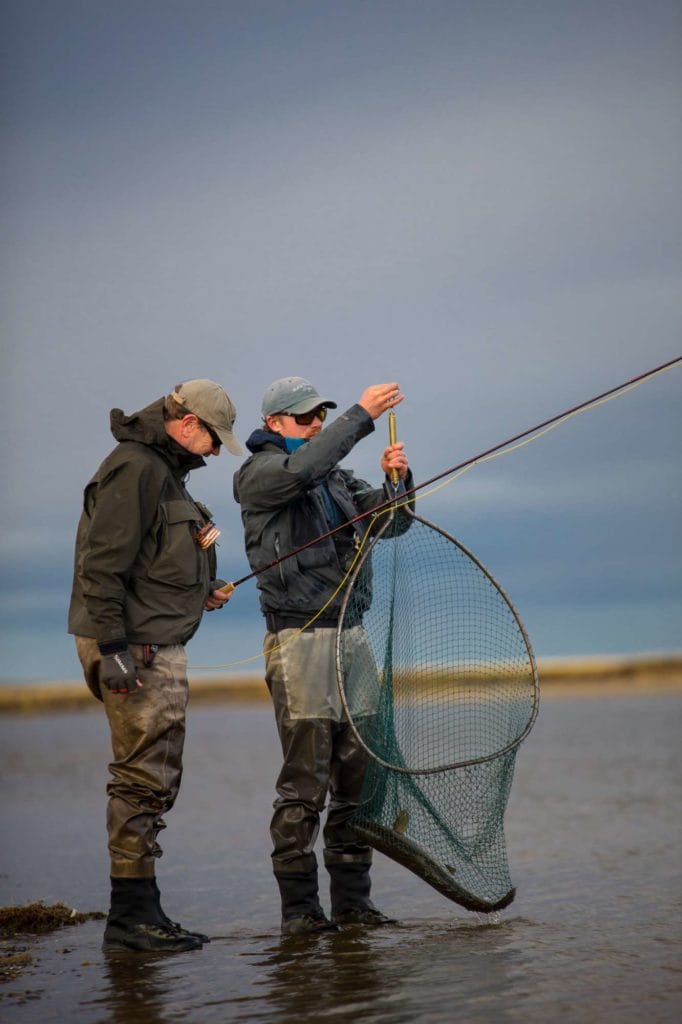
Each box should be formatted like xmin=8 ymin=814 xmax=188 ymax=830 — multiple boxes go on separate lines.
xmin=335 ymin=504 xmax=540 ymax=775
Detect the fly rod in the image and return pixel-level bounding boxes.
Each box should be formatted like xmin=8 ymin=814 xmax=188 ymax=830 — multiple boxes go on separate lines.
xmin=217 ymin=355 xmax=680 ymax=595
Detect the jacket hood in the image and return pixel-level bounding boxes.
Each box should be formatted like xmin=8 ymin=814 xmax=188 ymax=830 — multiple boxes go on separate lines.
xmin=245 ymin=427 xmax=288 ymax=454
xmin=110 ymin=397 xmax=206 ymax=473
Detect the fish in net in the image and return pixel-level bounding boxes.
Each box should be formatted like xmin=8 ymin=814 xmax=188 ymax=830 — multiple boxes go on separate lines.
xmin=335 ymin=503 xmax=539 ymax=913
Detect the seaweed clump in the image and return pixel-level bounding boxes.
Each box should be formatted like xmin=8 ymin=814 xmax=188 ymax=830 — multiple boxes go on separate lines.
xmin=0 ymin=901 xmax=105 ymax=937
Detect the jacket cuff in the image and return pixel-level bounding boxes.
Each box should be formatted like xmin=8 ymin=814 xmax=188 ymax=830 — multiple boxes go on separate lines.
xmin=97 ymin=638 xmax=129 ymax=656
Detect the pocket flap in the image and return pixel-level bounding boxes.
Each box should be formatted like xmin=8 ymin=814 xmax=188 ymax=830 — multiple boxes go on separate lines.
xmin=162 ymin=500 xmax=200 ymax=525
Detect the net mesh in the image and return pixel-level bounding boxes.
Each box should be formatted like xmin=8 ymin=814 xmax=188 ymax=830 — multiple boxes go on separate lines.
xmin=336 ymin=505 xmax=539 ymax=912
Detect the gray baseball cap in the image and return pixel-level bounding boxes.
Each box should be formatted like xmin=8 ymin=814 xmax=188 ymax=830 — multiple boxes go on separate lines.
xmin=171 ymin=379 xmax=244 ymax=455
xmin=261 ymin=376 xmax=337 ymax=419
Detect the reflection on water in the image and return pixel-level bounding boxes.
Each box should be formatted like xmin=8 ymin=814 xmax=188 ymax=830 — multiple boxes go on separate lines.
xmin=97 ymin=954 xmax=173 ymax=1024
xmin=251 ymin=921 xmax=527 ymax=1024
xmin=82 ymin=920 xmax=525 ymax=1024
xmin=256 ymin=932 xmax=385 ymax=1021
xmin=0 ymin=693 xmax=680 ymax=1023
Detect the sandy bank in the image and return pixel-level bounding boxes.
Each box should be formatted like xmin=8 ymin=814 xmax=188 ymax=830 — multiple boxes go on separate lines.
xmin=1 ymin=653 xmax=680 ymax=714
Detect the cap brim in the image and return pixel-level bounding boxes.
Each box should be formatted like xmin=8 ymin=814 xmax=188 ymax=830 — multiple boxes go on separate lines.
xmin=285 ymin=397 xmax=338 ymax=414
xmin=214 ymin=427 xmax=244 ymax=455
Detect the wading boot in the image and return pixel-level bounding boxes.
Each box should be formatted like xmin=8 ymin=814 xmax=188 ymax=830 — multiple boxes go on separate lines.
xmin=103 ymin=877 xmax=202 ymax=953
xmin=329 ymin=862 xmax=396 ymax=927
xmin=150 ymin=877 xmax=210 ymax=943
xmin=277 ymin=868 xmax=338 ymax=935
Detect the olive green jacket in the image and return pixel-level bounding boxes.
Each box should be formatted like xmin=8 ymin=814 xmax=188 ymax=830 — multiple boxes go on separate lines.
xmin=68 ymin=398 xmax=217 ymax=646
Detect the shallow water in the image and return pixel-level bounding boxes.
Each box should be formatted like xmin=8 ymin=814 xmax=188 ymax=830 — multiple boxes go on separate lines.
xmin=0 ymin=692 xmax=680 ymax=1023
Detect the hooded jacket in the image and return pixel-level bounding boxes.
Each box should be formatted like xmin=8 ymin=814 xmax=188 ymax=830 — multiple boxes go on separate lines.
xmin=233 ymin=403 xmax=413 ymax=622
xmin=68 ymin=398 xmax=217 ymax=646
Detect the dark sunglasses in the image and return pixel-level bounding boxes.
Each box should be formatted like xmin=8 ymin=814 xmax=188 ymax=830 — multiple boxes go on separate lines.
xmin=199 ymin=419 xmax=222 ymax=448
xmin=281 ymin=406 xmax=328 ymax=426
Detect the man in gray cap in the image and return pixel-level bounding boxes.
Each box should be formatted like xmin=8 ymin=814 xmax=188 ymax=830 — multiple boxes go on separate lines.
xmin=234 ymin=377 xmax=412 ymax=934
xmin=69 ymin=379 xmax=243 ymax=953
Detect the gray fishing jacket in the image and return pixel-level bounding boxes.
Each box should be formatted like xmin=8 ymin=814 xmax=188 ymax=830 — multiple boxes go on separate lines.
xmin=68 ymin=398 xmax=217 ymax=646
xmin=233 ymin=403 xmax=413 ymax=623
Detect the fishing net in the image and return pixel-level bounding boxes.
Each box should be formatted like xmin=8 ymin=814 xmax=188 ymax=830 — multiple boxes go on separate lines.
xmin=336 ymin=503 xmax=539 ymax=912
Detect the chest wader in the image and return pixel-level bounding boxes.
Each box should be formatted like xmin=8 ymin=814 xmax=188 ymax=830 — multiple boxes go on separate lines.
xmin=265 ymin=625 xmax=385 ymax=929
xmin=75 ymin=637 xmax=209 ymax=952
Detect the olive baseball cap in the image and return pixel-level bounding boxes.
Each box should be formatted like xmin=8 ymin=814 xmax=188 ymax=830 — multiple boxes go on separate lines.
xmin=261 ymin=376 xmax=337 ymax=419
xmin=171 ymin=379 xmax=244 ymax=454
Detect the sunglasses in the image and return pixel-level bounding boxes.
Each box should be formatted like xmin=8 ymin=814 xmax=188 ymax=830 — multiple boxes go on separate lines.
xmin=199 ymin=419 xmax=222 ymax=448
xmin=280 ymin=406 xmax=328 ymax=426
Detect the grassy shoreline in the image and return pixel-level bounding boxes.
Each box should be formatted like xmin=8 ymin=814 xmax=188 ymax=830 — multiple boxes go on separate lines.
xmin=0 ymin=652 xmax=680 ymax=714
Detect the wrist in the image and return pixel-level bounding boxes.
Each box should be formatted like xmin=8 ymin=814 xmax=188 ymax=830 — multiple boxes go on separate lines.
xmin=98 ymin=638 xmax=129 ymax=656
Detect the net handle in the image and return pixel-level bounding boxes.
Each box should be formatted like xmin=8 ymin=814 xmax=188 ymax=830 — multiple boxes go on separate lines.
xmin=335 ymin=504 xmax=541 ymax=774
xmin=388 ymin=410 xmax=399 ymax=487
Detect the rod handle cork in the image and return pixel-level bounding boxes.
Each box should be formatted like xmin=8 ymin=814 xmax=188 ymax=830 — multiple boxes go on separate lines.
xmin=388 ymin=410 xmax=399 ymax=486
xmin=215 ymin=581 xmax=235 ymax=598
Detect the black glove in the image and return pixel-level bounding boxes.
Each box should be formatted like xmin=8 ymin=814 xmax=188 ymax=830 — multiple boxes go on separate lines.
xmin=98 ymin=642 xmax=141 ymax=695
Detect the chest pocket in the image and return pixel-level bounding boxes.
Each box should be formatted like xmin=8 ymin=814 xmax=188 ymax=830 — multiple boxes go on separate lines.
xmin=292 ymin=495 xmax=334 ymax=571
xmin=148 ymin=499 xmax=204 ymax=588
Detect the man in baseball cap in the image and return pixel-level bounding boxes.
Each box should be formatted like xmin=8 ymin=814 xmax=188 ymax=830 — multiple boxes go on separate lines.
xmin=235 ymin=377 xmax=411 ymax=934
xmin=69 ymin=377 xmax=242 ymax=953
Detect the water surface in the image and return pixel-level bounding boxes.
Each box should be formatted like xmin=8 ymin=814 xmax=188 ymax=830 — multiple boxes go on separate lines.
xmin=1 ymin=692 xmax=680 ymax=1022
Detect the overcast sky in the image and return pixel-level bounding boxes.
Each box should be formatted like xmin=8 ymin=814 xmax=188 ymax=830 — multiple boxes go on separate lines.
xmin=1 ymin=0 xmax=680 ymax=681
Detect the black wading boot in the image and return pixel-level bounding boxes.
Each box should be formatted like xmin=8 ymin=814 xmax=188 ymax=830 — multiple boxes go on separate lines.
xmin=329 ymin=862 xmax=396 ymax=927
xmin=277 ymin=868 xmax=338 ymax=935
xmin=103 ymin=877 xmax=203 ymax=953
xmin=150 ymin=877 xmax=210 ymax=943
